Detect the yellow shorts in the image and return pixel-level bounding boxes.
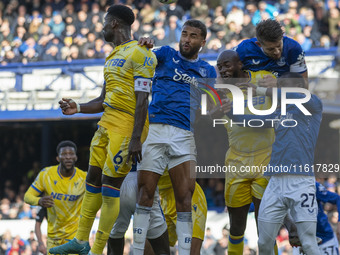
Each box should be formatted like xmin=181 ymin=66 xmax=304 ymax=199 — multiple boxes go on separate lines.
xmin=224 ymin=147 xmax=270 ymax=208
xmin=159 ymin=182 xmax=207 ymax=246
xmin=89 ymin=126 xmax=147 ymax=178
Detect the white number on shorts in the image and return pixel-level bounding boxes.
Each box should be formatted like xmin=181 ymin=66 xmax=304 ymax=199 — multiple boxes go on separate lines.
xmin=300 ymin=193 xmax=315 ymax=208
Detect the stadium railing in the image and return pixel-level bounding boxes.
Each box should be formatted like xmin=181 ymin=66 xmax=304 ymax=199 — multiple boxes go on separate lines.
xmin=0 ymin=48 xmax=339 ymax=120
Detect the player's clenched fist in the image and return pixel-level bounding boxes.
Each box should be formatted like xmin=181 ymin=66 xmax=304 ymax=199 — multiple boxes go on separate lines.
xmin=38 ymin=195 xmax=54 ymax=208
xmin=59 ymin=98 xmax=79 ymax=115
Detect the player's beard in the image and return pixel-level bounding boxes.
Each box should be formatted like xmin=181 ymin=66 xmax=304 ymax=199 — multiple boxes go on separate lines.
xmin=179 ymin=43 xmax=200 ymax=59
xmin=61 ymin=161 xmax=75 ymax=173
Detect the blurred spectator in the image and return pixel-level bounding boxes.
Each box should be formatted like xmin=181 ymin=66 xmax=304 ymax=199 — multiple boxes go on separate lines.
xmin=201 ymin=228 xmax=216 ymax=255
xmin=151 ymin=28 xmax=167 ymax=47
xmin=214 ymin=226 xmax=229 ymax=255
xmin=190 ymin=0 xmax=209 ymax=21
xmin=49 ymin=12 xmax=65 ymax=37
xmin=41 ymin=45 xmax=61 ymax=61
xmin=252 ymin=1 xmax=278 ymax=25
xmin=240 ymin=14 xmax=255 ymax=38
xmin=166 ymin=2 xmax=184 ymax=20
xmin=164 ymin=15 xmax=181 ymax=44
xmin=18 ymin=203 xmax=32 ymax=220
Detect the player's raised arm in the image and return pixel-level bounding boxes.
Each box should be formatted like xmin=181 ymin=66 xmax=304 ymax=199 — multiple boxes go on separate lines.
xmin=59 ymin=83 xmax=106 ymax=115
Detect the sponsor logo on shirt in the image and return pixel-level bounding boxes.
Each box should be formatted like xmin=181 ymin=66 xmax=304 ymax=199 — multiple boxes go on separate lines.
xmin=173 ymin=68 xmax=198 ymax=87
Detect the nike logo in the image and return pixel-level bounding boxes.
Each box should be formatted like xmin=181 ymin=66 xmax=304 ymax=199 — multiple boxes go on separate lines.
xmin=173 ymin=57 xmax=179 ymax=64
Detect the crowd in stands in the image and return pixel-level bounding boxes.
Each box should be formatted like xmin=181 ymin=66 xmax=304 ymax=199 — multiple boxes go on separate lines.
xmin=0 ymin=0 xmax=340 ymax=65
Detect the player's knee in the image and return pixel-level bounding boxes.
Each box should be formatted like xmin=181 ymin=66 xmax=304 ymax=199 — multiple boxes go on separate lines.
xmin=137 ymin=185 xmax=155 ymax=207
xmin=86 ymin=166 xmax=102 ymax=186
xmin=258 ymin=237 xmax=273 ymax=253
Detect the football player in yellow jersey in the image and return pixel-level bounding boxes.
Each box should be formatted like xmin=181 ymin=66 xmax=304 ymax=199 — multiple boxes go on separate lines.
xmin=158 ymin=169 xmax=208 ymax=255
xmin=216 ymin=50 xmax=277 ymax=255
xmin=50 ymin=4 xmax=157 ymax=255
xmin=24 ymin=141 xmax=87 ymax=252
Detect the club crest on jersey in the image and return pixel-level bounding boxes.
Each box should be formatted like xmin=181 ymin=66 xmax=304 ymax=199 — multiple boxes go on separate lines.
xmin=173 ymin=68 xmax=198 ymax=87
xmin=276 ymin=57 xmax=286 ymax=66
xmin=199 ymin=67 xmax=207 ymax=77
xmin=74 ymin=182 xmax=79 ymax=188
xmin=54 ymin=181 xmax=58 ymax=185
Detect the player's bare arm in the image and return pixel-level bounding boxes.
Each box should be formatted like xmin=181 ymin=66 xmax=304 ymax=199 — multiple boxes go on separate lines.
xmin=127 ymin=91 xmax=149 ymax=164
xmin=59 ymin=84 xmax=106 ymax=115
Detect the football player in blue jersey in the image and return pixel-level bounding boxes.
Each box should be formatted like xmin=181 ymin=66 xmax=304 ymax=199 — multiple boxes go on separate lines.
xmin=292 ymin=181 xmax=340 ymax=255
xmin=228 ymin=72 xmax=322 ymax=255
xmin=133 ymin=19 xmax=217 ymax=255
xmin=235 ymin=19 xmax=308 ymax=88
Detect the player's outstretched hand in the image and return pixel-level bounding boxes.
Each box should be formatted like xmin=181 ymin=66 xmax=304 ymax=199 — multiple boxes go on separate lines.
xmin=38 ymin=242 xmax=47 ymax=255
xmin=59 ymin=98 xmax=78 ymax=115
xmin=138 ymin=37 xmax=154 ymax=48
xmin=258 ymin=75 xmax=277 ymax=88
xmin=127 ymin=137 xmax=142 ymax=164
xmin=38 ymin=195 xmax=54 ymax=208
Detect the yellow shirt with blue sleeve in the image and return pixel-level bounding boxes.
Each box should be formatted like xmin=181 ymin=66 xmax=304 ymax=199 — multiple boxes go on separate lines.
xmin=25 ymin=165 xmax=86 ymax=240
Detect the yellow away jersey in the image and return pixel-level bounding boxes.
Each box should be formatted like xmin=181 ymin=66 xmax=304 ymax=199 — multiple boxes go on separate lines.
xmin=225 ymin=70 xmax=276 ymax=153
xmin=31 ymin=165 xmax=86 ymax=240
xmin=98 ymin=40 xmax=157 ymax=135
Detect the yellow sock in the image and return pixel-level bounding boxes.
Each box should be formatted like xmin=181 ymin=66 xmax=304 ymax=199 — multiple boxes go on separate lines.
xmin=76 ymin=183 xmax=102 ymax=242
xmin=228 ymin=234 xmax=244 ymax=255
xmin=274 ymin=242 xmax=278 ymax=255
xmin=91 ymin=184 xmax=120 ymax=255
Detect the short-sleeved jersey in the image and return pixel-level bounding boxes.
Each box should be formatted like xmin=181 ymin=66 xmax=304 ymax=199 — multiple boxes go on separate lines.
xmin=235 ymin=37 xmax=307 ymax=76
xmin=225 ymin=70 xmax=276 ymax=153
xmin=98 ymin=40 xmax=157 ymax=135
xmin=31 ymin=165 xmax=86 ymax=240
xmin=149 ymin=46 xmax=217 ymax=132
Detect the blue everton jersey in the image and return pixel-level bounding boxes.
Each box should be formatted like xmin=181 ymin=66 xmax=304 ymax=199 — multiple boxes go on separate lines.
xmin=235 ymin=37 xmax=307 ymax=76
xmin=316 ymin=182 xmax=340 ymax=243
xmin=229 ymin=92 xmax=322 ymax=176
xmin=149 ymin=46 xmax=217 ymax=131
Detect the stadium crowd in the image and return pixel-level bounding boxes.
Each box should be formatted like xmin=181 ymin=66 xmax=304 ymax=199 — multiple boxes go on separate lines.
xmin=0 ymin=0 xmax=340 ymax=65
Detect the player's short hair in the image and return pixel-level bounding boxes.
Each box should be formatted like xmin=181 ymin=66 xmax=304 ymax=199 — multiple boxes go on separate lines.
xmin=256 ymin=19 xmax=283 ymax=44
xmin=183 ymin=19 xmax=207 ymax=39
xmin=278 ymin=72 xmax=305 ymax=88
xmin=56 ymin=140 xmax=77 ymax=154
xmin=106 ymin=4 xmax=135 ymax=26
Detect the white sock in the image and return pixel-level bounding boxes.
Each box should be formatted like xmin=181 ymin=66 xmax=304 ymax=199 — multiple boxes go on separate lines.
xmin=176 ymin=212 xmax=192 ymax=255
xmin=133 ymin=204 xmax=151 ymax=255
